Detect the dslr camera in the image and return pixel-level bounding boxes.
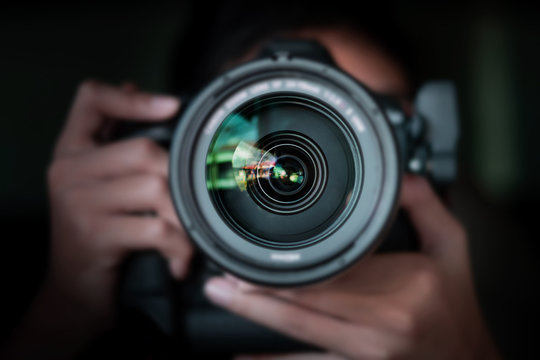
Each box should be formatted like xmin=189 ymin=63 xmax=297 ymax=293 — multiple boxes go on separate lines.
xmin=115 ymin=39 xmax=459 ymax=358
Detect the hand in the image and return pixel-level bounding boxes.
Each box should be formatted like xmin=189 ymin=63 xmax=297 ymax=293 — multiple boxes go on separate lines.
xmin=204 ymin=175 xmax=500 ymax=359
xmin=3 ymin=80 xmax=193 ymax=359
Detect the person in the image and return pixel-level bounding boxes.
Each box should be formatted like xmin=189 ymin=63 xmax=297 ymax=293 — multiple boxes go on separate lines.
xmin=2 ymin=2 xmax=501 ymax=359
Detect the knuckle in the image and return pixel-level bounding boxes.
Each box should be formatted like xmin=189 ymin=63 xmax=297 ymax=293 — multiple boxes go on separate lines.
xmin=392 ymin=306 xmax=419 ymax=339
xmin=59 ymin=185 xmax=87 ymax=209
xmin=146 ymin=174 xmax=169 ymax=198
xmin=55 ymin=188 xmax=96 ymax=234
xmin=377 ymin=305 xmax=422 ymax=357
xmin=146 ymin=219 xmax=173 ymax=239
xmin=135 ymin=137 xmax=158 ymax=152
xmin=413 ymin=261 xmax=440 ymax=294
xmin=132 ymin=138 xmax=166 ymax=173
xmin=411 ymin=255 xmax=436 ymax=274
xmin=404 ymin=260 xmax=443 ymax=322
xmin=133 ymin=137 xmax=160 ymax=160
xmin=77 ymin=79 xmax=101 ymax=98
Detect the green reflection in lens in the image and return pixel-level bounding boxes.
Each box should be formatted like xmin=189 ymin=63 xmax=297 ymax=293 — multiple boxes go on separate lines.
xmin=272 ymin=165 xmax=304 ymax=184
xmin=205 ymin=95 xmax=356 ymax=246
xmin=206 ymin=112 xmax=264 ymax=191
xmin=206 ymin=108 xmax=313 ymax=195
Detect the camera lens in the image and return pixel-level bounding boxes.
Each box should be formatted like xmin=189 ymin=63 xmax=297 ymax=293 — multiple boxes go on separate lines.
xmin=206 ymin=95 xmax=353 ymax=248
xmin=170 ymin=58 xmax=401 ymax=286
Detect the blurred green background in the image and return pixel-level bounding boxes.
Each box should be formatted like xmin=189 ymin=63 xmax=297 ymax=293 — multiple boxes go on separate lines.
xmin=1 ymin=1 xmax=538 ymax=358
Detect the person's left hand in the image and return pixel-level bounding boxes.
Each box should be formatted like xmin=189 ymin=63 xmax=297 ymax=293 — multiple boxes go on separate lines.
xmin=1 ymin=81 xmax=193 ymax=360
xmin=204 ymin=176 xmax=500 ymax=360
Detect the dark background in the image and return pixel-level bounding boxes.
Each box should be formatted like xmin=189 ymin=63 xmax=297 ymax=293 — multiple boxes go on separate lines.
xmin=1 ymin=0 xmax=539 ymax=358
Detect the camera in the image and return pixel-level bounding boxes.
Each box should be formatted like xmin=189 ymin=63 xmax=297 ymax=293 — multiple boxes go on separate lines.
xmin=115 ymin=39 xmax=459 ymax=358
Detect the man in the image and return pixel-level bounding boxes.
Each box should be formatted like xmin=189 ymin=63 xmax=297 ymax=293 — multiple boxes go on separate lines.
xmin=2 ymin=2 xmax=500 ymax=359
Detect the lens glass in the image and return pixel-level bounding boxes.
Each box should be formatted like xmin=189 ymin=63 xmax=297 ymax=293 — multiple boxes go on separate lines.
xmin=206 ymin=95 xmax=357 ymax=248
xmin=269 ymin=155 xmax=305 ymax=195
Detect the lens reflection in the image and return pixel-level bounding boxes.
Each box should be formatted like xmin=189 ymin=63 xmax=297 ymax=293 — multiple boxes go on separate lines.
xmin=205 ymin=95 xmax=355 ymax=247
xmin=270 ymin=155 xmax=305 ymax=193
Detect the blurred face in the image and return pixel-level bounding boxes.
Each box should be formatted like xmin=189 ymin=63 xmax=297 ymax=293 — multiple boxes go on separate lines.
xmin=293 ymin=27 xmax=410 ymax=99
xmin=235 ymin=26 xmax=411 ymax=108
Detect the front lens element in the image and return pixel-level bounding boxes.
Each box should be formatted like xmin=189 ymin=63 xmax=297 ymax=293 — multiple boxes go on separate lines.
xmin=206 ymin=95 xmax=357 ymax=248
xmin=246 ymin=131 xmax=327 ymax=214
xmin=269 ymin=155 xmax=306 ymax=194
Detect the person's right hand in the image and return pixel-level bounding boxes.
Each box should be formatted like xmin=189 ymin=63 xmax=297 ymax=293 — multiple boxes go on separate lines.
xmin=205 ymin=176 xmax=500 ymax=360
xmin=4 ymin=80 xmax=193 ymax=359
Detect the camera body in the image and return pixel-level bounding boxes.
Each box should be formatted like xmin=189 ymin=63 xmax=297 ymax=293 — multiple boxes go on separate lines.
xmin=115 ymin=39 xmax=459 ymax=358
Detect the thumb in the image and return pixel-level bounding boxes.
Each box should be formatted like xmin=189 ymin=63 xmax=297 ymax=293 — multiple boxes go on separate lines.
xmin=400 ymin=175 xmax=468 ymax=270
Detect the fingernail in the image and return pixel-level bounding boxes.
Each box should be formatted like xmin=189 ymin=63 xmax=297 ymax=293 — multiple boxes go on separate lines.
xmin=169 ymin=258 xmax=186 ymax=279
xmin=204 ymin=278 xmax=236 ymax=306
xmin=151 ymin=95 xmax=180 ymax=112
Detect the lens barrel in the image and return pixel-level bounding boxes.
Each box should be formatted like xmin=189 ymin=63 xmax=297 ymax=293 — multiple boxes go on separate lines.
xmin=170 ymin=55 xmax=401 ymax=286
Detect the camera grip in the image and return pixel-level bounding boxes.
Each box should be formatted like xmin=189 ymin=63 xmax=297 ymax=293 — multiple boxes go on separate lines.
xmin=183 ymin=306 xmax=319 ymax=356
xmin=177 ymin=254 xmax=319 ymax=356
xmin=118 ymin=250 xmax=176 ymax=335
xmin=117 ymin=250 xmax=318 ymax=358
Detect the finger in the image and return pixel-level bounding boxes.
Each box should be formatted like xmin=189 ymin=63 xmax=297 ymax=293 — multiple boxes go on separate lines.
xmin=48 ymin=137 xmax=169 ymax=190
xmin=234 ymin=352 xmax=346 ymax=360
xmin=273 ymin=290 xmax=391 ymax=323
xmin=77 ymin=174 xmax=181 ymax=228
xmin=401 ymin=176 xmax=482 ymax=316
xmin=229 ymin=263 xmax=417 ymax=328
xmin=204 ymin=277 xmax=392 ymax=358
xmin=99 ymin=216 xmax=192 ymax=279
xmin=226 ymin=253 xmax=442 ymax=333
xmin=310 ymin=253 xmax=425 ymax=293
xmin=95 ymin=82 xmax=141 ymax=141
xmin=229 ymin=252 xmax=423 ymax=295
xmin=400 ymin=175 xmax=467 ymax=266
xmin=227 ymin=275 xmax=379 ymax=320
xmin=55 ymin=80 xmax=179 ymax=156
